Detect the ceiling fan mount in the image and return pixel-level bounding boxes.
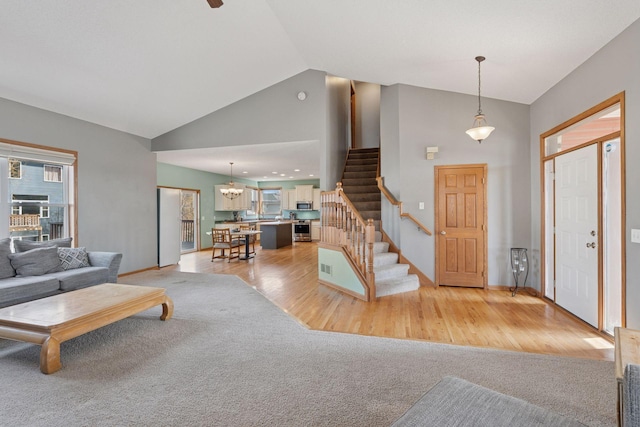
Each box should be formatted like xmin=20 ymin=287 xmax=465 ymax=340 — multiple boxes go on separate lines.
xmin=207 ymin=0 xmax=223 ymax=8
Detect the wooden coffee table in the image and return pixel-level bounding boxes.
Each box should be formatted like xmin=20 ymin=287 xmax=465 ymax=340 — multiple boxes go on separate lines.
xmin=0 ymin=283 xmax=173 ymax=374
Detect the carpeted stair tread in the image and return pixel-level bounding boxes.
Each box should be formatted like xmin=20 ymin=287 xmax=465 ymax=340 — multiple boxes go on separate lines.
xmin=343 ymin=171 xmax=377 ymax=179
xmin=374 ymin=252 xmax=399 ymax=267
xmin=352 ymin=201 xmax=381 ymax=211
xmin=346 ymin=193 xmax=381 ymax=202
xmin=375 ymin=274 xmax=420 ymax=297
xmin=341 ymin=178 xmax=377 ymax=186
xmin=374 ymin=263 xmax=410 ymax=281
xmin=345 ymin=165 xmax=377 ymax=172
xmin=346 ymin=159 xmax=378 ymax=166
xmin=341 ymin=185 xmax=379 ymax=194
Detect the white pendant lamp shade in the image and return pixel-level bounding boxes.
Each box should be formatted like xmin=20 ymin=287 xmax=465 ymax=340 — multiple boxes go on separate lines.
xmin=466 ymin=56 xmax=495 ymax=143
xmin=466 ymin=114 xmax=495 ymax=142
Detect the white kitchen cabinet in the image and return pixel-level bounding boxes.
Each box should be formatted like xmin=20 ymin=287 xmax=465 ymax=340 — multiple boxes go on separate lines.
xmin=313 ymin=188 xmax=321 ymax=211
xmin=311 ymin=220 xmax=321 ymax=241
xmin=295 ymin=185 xmax=314 ymax=202
xmin=286 ymin=189 xmax=297 ymax=210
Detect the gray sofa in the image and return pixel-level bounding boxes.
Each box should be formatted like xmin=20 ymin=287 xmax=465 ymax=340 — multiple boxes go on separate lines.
xmin=0 ymin=237 xmax=122 ymax=308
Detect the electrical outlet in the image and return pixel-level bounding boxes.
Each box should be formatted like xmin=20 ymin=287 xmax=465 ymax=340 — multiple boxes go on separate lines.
xmin=419 ymin=202 xmax=424 ymax=210
xmin=632 ymin=229 xmax=640 ymax=243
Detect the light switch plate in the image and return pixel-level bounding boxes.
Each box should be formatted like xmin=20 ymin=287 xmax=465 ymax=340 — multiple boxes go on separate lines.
xmin=419 ymin=202 xmax=425 ymax=210
xmin=632 ymin=229 xmax=640 ymax=243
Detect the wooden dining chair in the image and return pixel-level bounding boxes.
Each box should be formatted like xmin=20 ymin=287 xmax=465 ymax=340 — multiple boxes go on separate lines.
xmin=239 ymin=224 xmax=256 ymax=255
xmin=211 ymin=228 xmax=241 ymax=262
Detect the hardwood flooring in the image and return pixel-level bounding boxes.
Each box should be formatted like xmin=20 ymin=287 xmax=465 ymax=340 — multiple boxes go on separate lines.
xmin=164 ymin=242 xmax=614 ymax=361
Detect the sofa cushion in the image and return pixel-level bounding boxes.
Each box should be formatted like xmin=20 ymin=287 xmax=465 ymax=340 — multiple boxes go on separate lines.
xmin=13 ymin=237 xmax=73 ymax=253
xmin=391 ymin=376 xmax=585 ymax=427
xmin=0 ymin=276 xmax=60 ymax=306
xmin=58 ymin=247 xmax=90 ymax=270
xmin=8 ymin=247 xmax=62 ymax=276
xmin=0 ymin=238 xmax=15 ymax=279
xmin=50 ymin=266 xmax=109 ymax=291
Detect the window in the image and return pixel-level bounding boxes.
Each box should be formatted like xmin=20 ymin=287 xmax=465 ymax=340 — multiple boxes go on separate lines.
xmin=0 ymin=140 xmax=76 ymax=244
xmin=260 ymin=189 xmax=282 ymax=215
xmin=44 ymin=165 xmax=62 ymax=182
xmin=12 ymin=195 xmax=50 ymax=218
xmin=9 ymin=159 xmax=21 ymax=179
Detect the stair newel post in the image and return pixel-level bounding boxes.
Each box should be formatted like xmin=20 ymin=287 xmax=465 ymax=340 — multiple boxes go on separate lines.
xmin=365 ymin=218 xmax=376 ymax=299
xmin=335 ymin=182 xmax=343 ymax=245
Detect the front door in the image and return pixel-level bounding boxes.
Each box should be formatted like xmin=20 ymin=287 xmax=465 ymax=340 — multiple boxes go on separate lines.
xmin=435 ymin=165 xmax=487 ymax=288
xmin=554 ymin=144 xmax=599 ymax=327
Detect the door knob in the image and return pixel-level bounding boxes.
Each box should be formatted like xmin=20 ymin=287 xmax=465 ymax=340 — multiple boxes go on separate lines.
xmin=586 ymin=242 xmax=596 ymax=248
xmin=440 ymin=231 xmax=446 ymax=235
xmin=590 ymin=230 xmax=596 ymax=236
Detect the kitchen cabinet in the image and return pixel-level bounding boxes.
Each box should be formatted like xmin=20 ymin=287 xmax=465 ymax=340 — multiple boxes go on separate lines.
xmin=215 ymin=184 xmax=250 ymax=211
xmin=313 ymin=188 xmax=321 ymax=211
xmin=295 ymin=185 xmax=314 ymax=202
xmin=260 ymin=222 xmax=293 ymax=249
xmin=311 ymin=220 xmax=321 ymax=241
xmin=282 ymin=189 xmax=297 ymax=210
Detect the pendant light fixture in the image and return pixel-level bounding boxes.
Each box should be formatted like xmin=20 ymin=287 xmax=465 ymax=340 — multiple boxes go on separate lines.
xmin=465 ymin=56 xmax=495 ymax=143
xmin=219 ymin=162 xmax=243 ymax=200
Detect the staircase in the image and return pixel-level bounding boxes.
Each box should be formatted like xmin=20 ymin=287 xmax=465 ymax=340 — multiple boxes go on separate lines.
xmin=341 ymin=148 xmax=381 ymax=224
xmin=341 ymin=148 xmax=420 ymax=298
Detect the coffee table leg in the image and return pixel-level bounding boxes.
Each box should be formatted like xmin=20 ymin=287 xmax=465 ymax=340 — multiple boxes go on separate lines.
xmin=40 ymin=336 xmax=62 ymax=374
xmin=161 ymin=297 xmax=174 ymax=321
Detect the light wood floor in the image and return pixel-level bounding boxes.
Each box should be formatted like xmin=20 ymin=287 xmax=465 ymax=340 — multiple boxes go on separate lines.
xmin=163 ymin=241 xmax=614 ymax=361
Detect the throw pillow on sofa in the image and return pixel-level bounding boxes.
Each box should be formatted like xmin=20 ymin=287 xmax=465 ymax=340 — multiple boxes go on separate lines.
xmin=13 ymin=237 xmax=73 ymax=253
xmin=8 ymin=246 xmax=62 ymax=276
xmin=0 ymin=238 xmax=15 ymax=279
xmin=58 ymin=247 xmax=90 ymax=270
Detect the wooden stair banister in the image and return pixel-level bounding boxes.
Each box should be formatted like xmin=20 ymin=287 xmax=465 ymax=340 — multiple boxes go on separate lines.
xmin=376 ymin=177 xmax=432 ymax=235
xmin=320 ymin=182 xmax=376 ymax=300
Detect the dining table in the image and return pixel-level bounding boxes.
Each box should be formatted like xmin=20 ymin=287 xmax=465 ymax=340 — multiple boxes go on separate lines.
xmin=230 ymin=229 xmax=262 ymax=260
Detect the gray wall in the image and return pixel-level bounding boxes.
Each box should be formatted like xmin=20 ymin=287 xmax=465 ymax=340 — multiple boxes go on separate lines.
xmin=153 ymin=69 xmax=338 ymax=191
xmin=0 ymin=97 xmax=157 ymax=274
xmin=530 ymin=19 xmax=640 ymax=328
xmin=380 ymin=84 xmax=531 ymax=285
xmin=324 ymin=75 xmax=351 ymax=190
xmin=354 ymin=82 xmax=381 ymax=149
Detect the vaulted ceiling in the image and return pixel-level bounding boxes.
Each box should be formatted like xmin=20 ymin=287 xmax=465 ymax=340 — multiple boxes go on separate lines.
xmin=2 ymin=0 xmax=639 ymax=142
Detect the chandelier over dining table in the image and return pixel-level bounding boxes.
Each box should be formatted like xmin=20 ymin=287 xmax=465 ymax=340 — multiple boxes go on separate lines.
xmin=219 ymin=162 xmax=243 ymax=200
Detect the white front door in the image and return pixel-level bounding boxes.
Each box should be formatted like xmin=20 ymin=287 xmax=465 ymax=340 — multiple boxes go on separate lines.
xmin=554 ymin=144 xmax=599 ymax=327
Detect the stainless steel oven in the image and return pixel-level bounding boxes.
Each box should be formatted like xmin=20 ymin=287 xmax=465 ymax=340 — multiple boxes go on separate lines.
xmin=293 ymin=220 xmax=311 ymax=242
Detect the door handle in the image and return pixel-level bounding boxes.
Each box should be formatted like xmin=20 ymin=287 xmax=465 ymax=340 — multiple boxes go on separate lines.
xmin=590 ymin=230 xmax=596 ymax=236
xmin=440 ymin=231 xmax=446 ymax=235
xmin=586 ymin=242 xmax=596 ymax=248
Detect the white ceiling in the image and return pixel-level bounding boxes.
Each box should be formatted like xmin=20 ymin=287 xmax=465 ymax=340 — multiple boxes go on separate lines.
xmin=2 ymin=0 xmax=640 ymax=180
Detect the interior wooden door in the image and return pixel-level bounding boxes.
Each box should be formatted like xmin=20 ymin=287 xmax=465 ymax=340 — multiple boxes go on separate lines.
xmin=435 ymin=165 xmax=487 ymax=288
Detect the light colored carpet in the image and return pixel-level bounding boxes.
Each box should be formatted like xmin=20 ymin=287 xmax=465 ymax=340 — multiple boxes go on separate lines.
xmin=0 ymin=270 xmax=616 ymax=426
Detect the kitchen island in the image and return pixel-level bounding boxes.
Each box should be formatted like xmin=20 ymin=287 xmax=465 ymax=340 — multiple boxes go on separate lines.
xmin=259 ymin=221 xmax=292 ymax=249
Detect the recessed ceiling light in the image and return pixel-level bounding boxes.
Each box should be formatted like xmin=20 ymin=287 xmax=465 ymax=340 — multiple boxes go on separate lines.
xmin=242 ymin=171 xmax=248 ymax=174
xmin=272 ymin=171 xmax=278 ymax=174
xmin=294 ymin=169 xmax=300 ymax=172
xmin=289 ymin=176 xmax=293 ymax=178
xmin=280 ymin=174 xmax=285 ymax=176
xmin=263 ymin=176 xmax=267 ymax=179
xmin=309 ymin=174 xmax=314 ymax=177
